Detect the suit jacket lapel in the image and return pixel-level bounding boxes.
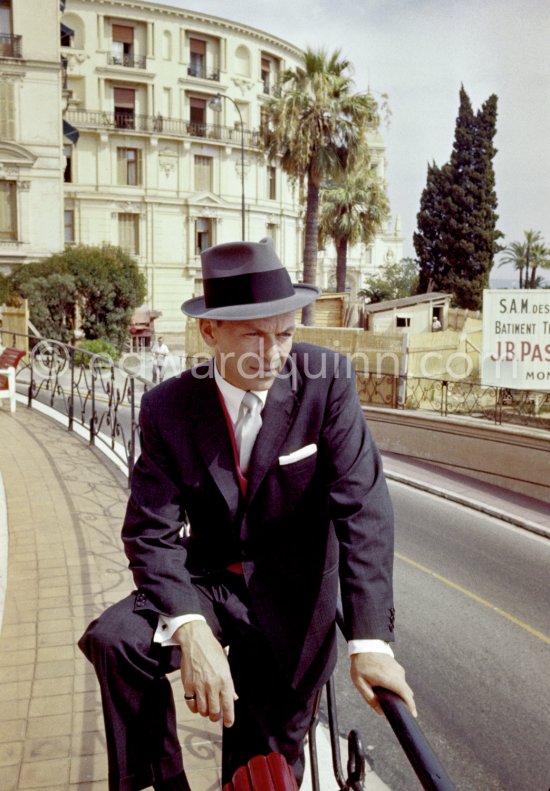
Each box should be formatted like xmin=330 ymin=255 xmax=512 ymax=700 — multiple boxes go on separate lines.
xmin=246 ymin=362 xmax=301 ymax=504
xmin=188 ymin=361 xmax=241 ymax=520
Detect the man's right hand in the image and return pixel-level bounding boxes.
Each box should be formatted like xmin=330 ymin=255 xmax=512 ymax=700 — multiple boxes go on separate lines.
xmin=175 ymin=620 xmax=237 ymax=727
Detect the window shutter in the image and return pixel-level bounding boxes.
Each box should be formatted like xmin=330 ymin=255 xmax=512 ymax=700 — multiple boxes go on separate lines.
xmin=112 ymin=25 xmax=134 ymax=44
xmin=64 ymin=209 xmax=75 ymax=242
xmin=117 ymin=148 xmax=126 ymax=184
xmin=190 ymin=38 xmax=206 ymax=55
xmin=0 ymin=82 xmax=15 ymax=140
xmin=118 ymin=213 xmax=139 ymax=254
xmin=0 ymin=181 xmax=17 ymax=240
xmin=136 ymin=149 xmax=142 ymax=185
xmin=114 ymin=87 xmax=135 ymax=108
xmin=194 ymin=155 xmax=212 ymax=192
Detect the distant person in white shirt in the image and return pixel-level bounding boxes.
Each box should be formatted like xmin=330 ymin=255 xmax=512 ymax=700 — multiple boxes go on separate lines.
xmin=151 ymin=336 xmax=169 ymax=383
xmin=432 ymin=316 xmax=442 ymax=332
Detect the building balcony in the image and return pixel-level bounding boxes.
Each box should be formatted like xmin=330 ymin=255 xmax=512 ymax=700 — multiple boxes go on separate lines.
xmin=0 ymin=33 xmax=22 ymax=58
xmin=187 ymin=65 xmax=220 ymax=82
xmin=261 ymin=81 xmax=281 ymax=98
xmin=0 ymin=238 xmax=23 ymax=247
xmin=65 ymin=109 xmax=262 ymax=147
xmin=107 ymin=53 xmax=147 ymax=69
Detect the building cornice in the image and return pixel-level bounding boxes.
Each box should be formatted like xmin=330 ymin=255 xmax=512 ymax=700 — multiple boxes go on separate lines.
xmin=77 ymin=0 xmax=304 ymax=60
xmin=0 ymin=59 xmax=61 ymax=73
xmin=96 ymin=66 xmax=156 ymax=80
xmin=0 ymin=142 xmax=38 ymax=167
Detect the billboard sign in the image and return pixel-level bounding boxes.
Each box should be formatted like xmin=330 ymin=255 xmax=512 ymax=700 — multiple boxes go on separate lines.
xmin=482 ymin=290 xmax=550 ymax=390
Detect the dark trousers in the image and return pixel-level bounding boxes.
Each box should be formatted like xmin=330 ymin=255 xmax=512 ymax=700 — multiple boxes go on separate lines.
xmin=152 ymin=364 xmax=165 ymax=384
xmin=79 ymin=572 xmax=317 ymax=791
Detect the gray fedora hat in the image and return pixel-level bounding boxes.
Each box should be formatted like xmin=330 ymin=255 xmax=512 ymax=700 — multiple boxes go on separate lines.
xmin=181 ymin=238 xmax=319 ymax=320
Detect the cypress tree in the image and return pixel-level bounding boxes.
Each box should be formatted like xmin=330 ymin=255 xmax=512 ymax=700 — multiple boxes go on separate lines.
xmin=414 ymin=161 xmax=453 ymax=294
xmin=414 ymin=87 xmax=501 ymax=309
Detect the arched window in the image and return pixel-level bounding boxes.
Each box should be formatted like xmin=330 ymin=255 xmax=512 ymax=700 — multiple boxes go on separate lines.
xmin=61 ymin=13 xmax=84 ymax=49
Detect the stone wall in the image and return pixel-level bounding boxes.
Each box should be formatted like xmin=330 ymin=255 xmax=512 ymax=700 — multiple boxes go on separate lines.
xmin=365 ymin=406 xmax=550 ymax=503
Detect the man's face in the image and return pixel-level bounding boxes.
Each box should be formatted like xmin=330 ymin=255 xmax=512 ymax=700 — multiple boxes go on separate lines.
xmin=199 ymin=312 xmax=296 ymax=391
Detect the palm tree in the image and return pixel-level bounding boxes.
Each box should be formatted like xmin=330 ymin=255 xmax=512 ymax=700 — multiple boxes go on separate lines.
xmin=498 ymin=230 xmax=550 ymax=288
xmin=527 ymin=240 xmax=550 ymax=288
xmin=261 ymin=48 xmax=377 ymax=323
xmin=318 ymin=163 xmax=389 ymax=293
xmin=523 ymin=230 xmax=543 ymax=288
xmin=498 ymin=241 xmax=527 ymax=288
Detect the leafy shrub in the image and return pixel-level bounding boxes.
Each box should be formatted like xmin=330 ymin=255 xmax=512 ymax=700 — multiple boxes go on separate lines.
xmin=9 ymin=244 xmax=146 ymax=350
xmin=74 ymin=338 xmax=120 ymax=368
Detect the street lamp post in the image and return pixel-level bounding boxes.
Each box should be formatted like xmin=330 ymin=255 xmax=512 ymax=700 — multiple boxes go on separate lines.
xmin=208 ymin=93 xmax=246 ymax=241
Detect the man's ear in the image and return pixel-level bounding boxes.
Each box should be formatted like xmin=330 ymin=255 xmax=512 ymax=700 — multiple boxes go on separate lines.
xmin=199 ymin=319 xmax=217 ymax=348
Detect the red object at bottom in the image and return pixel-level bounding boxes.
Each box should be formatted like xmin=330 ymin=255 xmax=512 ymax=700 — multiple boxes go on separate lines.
xmin=222 ymin=752 xmax=298 ymax=791
xmin=226 ymin=562 xmax=244 ymax=575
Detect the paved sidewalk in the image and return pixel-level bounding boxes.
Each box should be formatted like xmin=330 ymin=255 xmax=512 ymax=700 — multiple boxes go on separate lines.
xmin=0 ymin=408 xmax=221 ymax=791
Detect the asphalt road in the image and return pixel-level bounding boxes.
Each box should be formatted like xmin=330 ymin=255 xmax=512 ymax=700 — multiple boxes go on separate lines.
xmin=325 ymin=482 xmax=550 ymax=791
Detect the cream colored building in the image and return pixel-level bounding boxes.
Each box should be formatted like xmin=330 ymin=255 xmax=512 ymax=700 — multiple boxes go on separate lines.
xmin=60 ymin=0 xmax=304 ymax=333
xmin=0 ymin=0 xmax=402 ymax=335
xmin=59 ymin=0 xmax=402 ymax=335
xmin=0 ymin=0 xmax=64 ymax=273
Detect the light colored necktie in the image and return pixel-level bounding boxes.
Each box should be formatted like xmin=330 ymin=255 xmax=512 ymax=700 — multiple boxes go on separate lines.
xmin=234 ymin=391 xmax=263 ymax=475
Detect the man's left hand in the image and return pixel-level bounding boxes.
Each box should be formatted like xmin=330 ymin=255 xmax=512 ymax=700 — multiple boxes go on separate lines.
xmin=350 ymin=652 xmax=417 ymax=717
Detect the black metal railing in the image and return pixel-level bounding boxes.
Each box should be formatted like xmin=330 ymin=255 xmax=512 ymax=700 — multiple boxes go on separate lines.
xmin=261 ymin=81 xmax=281 ymax=97
xmin=64 ymin=108 xmax=262 ymax=147
xmin=307 ymin=608 xmax=456 ymax=791
xmin=373 ymin=687 xmax=456 ymax=791
xmin=180 ymin=348 xmax=550 ymax=430
xmin=1 ymin=331 xmax=150 ymax=485
xmin=354 ymin=370 xmax=550 ymax=430
xmin=0 ymin=33 xmax=22 ymax=58
xmin=108 ymin=53 xmax=147 ymax=69
xmin=187 ymin=64 xmax=220 ymax=81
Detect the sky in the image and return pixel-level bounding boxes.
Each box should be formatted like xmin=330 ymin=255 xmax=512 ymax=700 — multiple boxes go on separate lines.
xmin=156 ymin=0 xmax=550 ymax=283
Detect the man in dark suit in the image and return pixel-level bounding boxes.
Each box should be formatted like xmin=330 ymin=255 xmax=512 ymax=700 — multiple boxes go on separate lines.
xmin=80 ymin=240 xmax=415 ymax=791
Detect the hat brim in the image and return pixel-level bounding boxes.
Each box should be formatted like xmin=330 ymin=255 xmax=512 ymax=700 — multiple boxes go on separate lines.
xmin=181 ymin=284 xmax=320 ymax=320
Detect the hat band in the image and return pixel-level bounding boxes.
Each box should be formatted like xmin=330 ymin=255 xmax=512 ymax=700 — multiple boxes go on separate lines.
xmin=203 ymin=268 xmax=295 ymax=309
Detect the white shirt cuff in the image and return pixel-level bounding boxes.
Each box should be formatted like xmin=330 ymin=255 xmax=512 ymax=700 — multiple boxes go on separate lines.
xmin=153 ymin=613 xmax=206 ymax=646
xmin=348 ymin=639 xmax=394 ymax=657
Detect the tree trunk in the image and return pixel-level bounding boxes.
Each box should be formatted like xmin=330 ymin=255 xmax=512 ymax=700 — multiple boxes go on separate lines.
xmin=301 ymin=171 xmax=320 ymax=326
xmin=524 ymin=243 xmax=531 ymax=289
xmin=529 ymin=266 xmax=537 ymax=289
xmin=519 ymin=267 xmax=523 ymax=289
xmin=335 ymin=238 xmax=348 ymax=293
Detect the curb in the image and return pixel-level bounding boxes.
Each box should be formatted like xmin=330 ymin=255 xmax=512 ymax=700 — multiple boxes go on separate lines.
xmin=0 ymin=473 xmax=7 ymax=632
xmin=384 ymin=470 xmax=550 ymax=540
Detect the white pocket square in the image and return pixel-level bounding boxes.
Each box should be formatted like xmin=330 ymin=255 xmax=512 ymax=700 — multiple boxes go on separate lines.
xmin=278 ymin=444 xmax=317 ymax=466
